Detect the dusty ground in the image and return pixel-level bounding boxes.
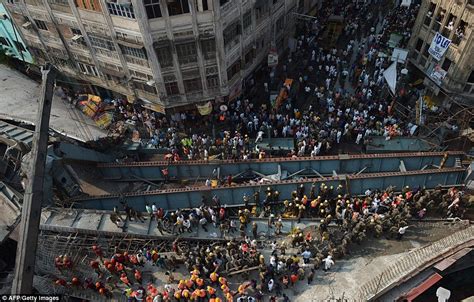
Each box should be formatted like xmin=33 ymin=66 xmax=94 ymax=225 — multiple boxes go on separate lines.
xmin=292 ymin=220 xmax=468 ymax=301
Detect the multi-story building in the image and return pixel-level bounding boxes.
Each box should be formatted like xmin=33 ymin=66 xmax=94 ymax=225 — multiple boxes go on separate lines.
xmin=3 ymin=0 xmax=297 ymax=111
xmin=0 ymin=3 xmax=33 ymax=64
xmin=408 ymin=0 xmax=474 ymax=104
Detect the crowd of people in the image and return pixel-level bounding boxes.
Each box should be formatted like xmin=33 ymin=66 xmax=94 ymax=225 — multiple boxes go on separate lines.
xmin=53 ymin=183 xmax=467 ymax=301
xmin=80 ymin=0 xmax=423 ymax=162
xmin=46 ymin=0 xmax=471 ymax=300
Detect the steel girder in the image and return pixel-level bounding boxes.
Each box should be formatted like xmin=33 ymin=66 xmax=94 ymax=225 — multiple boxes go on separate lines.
xmin=97 ymin=151 xmax=463 ymax=181
xmin=73 ymin=167 xmax=466 ymax=211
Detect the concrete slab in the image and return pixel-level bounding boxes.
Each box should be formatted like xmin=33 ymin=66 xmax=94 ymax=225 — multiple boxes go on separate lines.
xmin=126 ymin=219 xmax=150 ymax=235
xmin=74 ymin=213 xmax=102 ymax=230
xmin=101 ymin=217 xmax=123 ymax=233
xmin=0 ymin=65 xmax=107 ymax=142
xmin=47 ymin=211 xmax=76 ymax=227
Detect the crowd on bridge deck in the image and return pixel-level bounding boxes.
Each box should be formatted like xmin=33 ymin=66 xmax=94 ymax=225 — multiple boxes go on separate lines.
xmin=53 ymin=184 xmax=466 ymax=301
xmin=49 ymin=0 xmax=458 ymax=300
xmin=83 ymin=0 xmax=425 ymax=162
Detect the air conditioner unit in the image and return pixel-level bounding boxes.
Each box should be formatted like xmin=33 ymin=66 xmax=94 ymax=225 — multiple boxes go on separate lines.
xmin=22 ymin=21 xmax=32 ymax=29
xmin=71 ymin=34 xmax=83 ymax=41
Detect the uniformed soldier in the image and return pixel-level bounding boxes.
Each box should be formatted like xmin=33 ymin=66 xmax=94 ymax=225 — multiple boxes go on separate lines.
xmin=275 ymin=218 xmax=283 ymax=235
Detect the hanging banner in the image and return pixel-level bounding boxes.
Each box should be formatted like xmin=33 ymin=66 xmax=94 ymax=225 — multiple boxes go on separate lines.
xmin=430 ymin=65 xmax=447 ymax=86
xmin=196 ymin=101 xmax=213 ymax=115
xmin=383 ymin=61 xmax=397 ymax=95
xmin=428 ymin=32 xmax=451 ymax=61
xmin=268 ymin=49 xmax=278 ymax=67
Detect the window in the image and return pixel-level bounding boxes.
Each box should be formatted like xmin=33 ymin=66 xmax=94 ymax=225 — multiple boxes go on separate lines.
xmin=0 ymin=37 xmax=11 ymax=47
xmin=71 ymin=27 xmax=82 ymax=35
xmin=135 ymin=81 xmax=157 ymax=94
xmin=145 ymin=0 xmax=162 ymax=19
xmin=206 ymin=75 xmax=219 ymax=88
xmin=29 ymin=46 xmax=45 ymax=58
xmin=165 ymin=81 xmax=180 ymax=95
xmin=422 ymin=44 xmax=430 ymax=58
xmin=155 ymin=46 xmax=173 ymax=68
xmin=195 ymin=0 xmax=208 ymax=11
xmin=168 ymin=0 xmax=189 ymax=16
xmin=467 ymin=71 xmax=474 ymax=83
xmin=220 ymin=0 xmax=229 ymax=6
xmin=453 ymin=20 xmax=466 ymax=45
xmin=130 ymin=70 xmax=153 ymax=81
xmin=446 ymin=13 xmax=456 ymax=30
xmin=49 ymin=0 xmax=69 ymax=5
xmin=89 ymin=35 xmax=114 ymax=50
xmin=14 ymin=41 xmax=26 ymax=52
xmin=243 ymin=11 xmax=252 ymax=30
xmin=183 ymin=77 xmax=202 ymax=93
xmin=433 ymin=8 xmax=445 ymax=31
xmin=256 ymin=5 xmax=266 ymax=21
xmin=176 ymin=42 xmax=197 ymax=64
xmin=227 ymin=59 xmax=241 ymax=80
xmin=77 ymin=62 xmax=100 ymax=77
xmin=34 ymin=19 xmax=48 ymax=31
xmin=75 ymin=0 xmax=101 ymax=11
xmin=442 ymin=58 xmax=452 ymax=71
xmin=424 ymin=2 xmax=436 ymax=26
xmin=276 ymin=16 xmax=284 ymax=34
xmin=201 ymin=39 xmax=215 ymax=60
xmin=244 ymin=48 xmax=254 ymax=65
xmin=107 ymin=2 xmax=135 ymax=18
xmin=415 ymin=38 xmax=423 ymax=52
xmin=121 ymin=45 xmax=147 ymax=59
xmin=223 ymin=22 xmax=241 ymax=46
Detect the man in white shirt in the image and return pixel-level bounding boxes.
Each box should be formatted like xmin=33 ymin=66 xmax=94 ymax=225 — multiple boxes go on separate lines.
xmin=397 ymin=226 xmax=409 ymax=240
xmin=322 ymin=255 xmax=334 ymax=271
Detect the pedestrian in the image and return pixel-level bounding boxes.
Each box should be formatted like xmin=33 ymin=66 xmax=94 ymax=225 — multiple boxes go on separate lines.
xmin=145 ymin=202 xmax=153 ymax=220
xmin=268 ymin=278 xmax=274 ymax=292
xmin=199 ymin=217 xmax=208 ymax=232
xmin=275 ymin=218 xmax=283 ymax=235
xmin=252 ymin=222 xmax=258 ymax=239
xmin=307 ymin=269 xmax=315 ymax=284
xmin=397 ymin=225 xmax=409 ymax=240
xmin=322 ymin=255 xmax=334 ymax=271
xmin=156 ymin=218 xmax=165 ymax=235
xmin=301 ymin=249 xmax=311 ymax=264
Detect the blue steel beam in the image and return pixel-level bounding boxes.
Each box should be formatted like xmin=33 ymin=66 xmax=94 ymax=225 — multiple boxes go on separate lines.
xmin=97 ymin=152 xmax=464 ymax=181
xmin=73 ymin=167 xmax=466 ymax=211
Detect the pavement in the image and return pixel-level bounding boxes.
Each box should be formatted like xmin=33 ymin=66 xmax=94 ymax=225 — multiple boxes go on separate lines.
xmin=292 ymin=220 xmax=470 ymax=301
xmin=0 ymin=65 xmax=107 ymax=142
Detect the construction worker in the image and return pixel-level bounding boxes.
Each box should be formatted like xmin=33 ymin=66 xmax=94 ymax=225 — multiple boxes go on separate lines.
xmin=156 ymin=218 xmax=165 ymax=235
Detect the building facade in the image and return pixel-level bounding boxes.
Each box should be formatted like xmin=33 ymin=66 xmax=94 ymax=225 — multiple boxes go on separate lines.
xmin=408 ymin=0 xmax=474 ymax=103
xmin=0 ymin=3 xmax=33 ymax=64
xmin=3 ymin=0 xmax=297 ymax=110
